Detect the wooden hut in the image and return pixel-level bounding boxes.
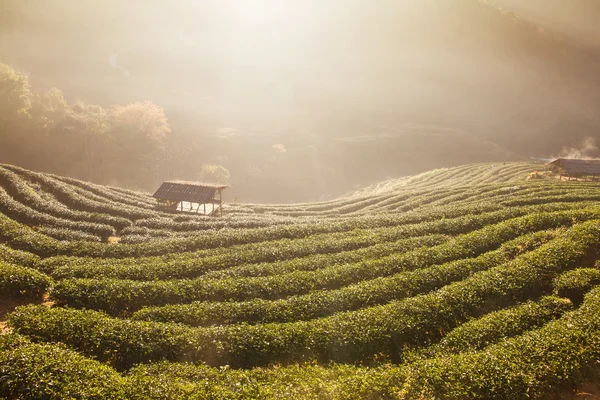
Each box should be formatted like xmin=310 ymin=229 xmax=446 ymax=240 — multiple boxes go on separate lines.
xmin=152 ymin=181 xmax=228 ymax=215
xmin=547 ymin=158 xmax=600 ymax=181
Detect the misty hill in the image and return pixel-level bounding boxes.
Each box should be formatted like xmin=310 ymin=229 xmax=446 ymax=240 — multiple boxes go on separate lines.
xmin=1 ymin=0 xmax=599 ymax=201
xmin=492 ymin=0 xmax=600 ymax=49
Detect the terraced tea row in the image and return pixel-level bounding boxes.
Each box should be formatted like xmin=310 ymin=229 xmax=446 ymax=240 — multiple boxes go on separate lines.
xmin=10 ymin=219 xmax=600 ymax=370
xmin=1 ymin=161 xmax=600 ymax=399
xmin=5 ymin=286 xmax=600 ymax=399
xmin=0 ymin=161 xmax=587 ymax=248
xmin=51 ymin=209 xmax=592 ymax=314
xmin=131 ymin=230 xmax=560 ymax=326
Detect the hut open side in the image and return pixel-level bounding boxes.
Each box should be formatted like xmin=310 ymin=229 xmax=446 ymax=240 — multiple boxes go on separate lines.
xmin=152 ymin=181 xmax=229 ymax=215
xmin=547 ymin=158 xmax=600 ymax=181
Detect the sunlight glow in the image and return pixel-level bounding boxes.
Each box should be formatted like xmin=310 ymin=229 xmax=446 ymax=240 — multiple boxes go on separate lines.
xmin=235 ymin=0 xmax=288 ymax=24
xmin=190 ymin=0 xmax=292 ymax=25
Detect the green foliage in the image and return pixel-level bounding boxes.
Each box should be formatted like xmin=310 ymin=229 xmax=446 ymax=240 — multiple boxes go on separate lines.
xmin=39 ymin=226 xmax=103 ymax=242
xmin=0 ymin=182 xmax=111 ymax=239
xmin=431 ymin=295 xmax=573 ymax=355
xmin=2 ymin=163 xmax=600 ymax=398
xmin=0 ymin=243 xmax=39 ymax=268
xmin=44 ymin=203 xmax=596 ymax=279
xmin=554 ymin=267 xmax=600 ymax=304
xmin=12 ymin=220 xmax=600 ymax=370
xmin=4 ymin=164 xmax=155 ymax=221
xmin=50 ymin=210 xmax=592 ymax=314
xmin=131 ymin=230 xmax=558 ymax=327
xmin=0 ymin=334 xmax=128 ymax=399
xmin=0 ymin=260 xmax=53 ymax=301
xmin=199 ymin=164 xmax=231 ymax=185
xmin=0 ymin=165 xmax=129 ymax=232
xmin=0 ymin=63 xmax=31 ymax=122
xmin=49 ymin=232 xmax=449 ymax=281
xmin=398 ymin=287 xmax=600 ymax=399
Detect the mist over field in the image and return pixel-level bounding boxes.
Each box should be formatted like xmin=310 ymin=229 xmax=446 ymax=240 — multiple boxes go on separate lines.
xmin=1 ymin=0 xmax=599 ymax=201
xmin=5 ymin=3 xmax=600 ymax=398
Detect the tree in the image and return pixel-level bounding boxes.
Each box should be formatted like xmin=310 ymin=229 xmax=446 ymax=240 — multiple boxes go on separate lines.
xmin=68 ymin=103 xmax=111 ymax=180
xmin=0 ymin=64 xmax=32 ymax=164
xmin=29 ymin=87 xmax=69 ymax=131
xmin=109 ymin=101 xmax=171 ymax=189
xmin=199 ymin=164 xmax=231 ymax=184
xmin=0 ymin=63 xmax=31 ymax=125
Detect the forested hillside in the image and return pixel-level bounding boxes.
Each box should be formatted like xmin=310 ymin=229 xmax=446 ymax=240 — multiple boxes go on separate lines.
xmin=1 ymin=0 xmax=599 ymax=201
xmin=492 ymin=0 xmax=600 ymax=48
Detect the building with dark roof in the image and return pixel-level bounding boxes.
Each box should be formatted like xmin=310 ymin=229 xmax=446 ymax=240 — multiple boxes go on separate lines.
xmin=152 ymin=181 xmax=228 ymax=215
xmin=548 ymin=158 xmax=600 ymax=181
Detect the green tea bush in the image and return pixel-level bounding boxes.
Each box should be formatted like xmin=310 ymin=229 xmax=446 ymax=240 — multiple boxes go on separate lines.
xmin=13 ymin=220 xmax=600 ymax=369
xmin=132 ymin=230 xmax=558 ymax=326
xmin=0 ymin=185 xmax=115 ymax=238
xmin=123 ymin=282 xmax=600 ymax=399
xmin=432 ymin=295 xmax=573 ymax=354
xmin=0 ymin=243 xmax=39 ymax=268
xmin=0 ymin=261 xmax=53 ymax=301
xmin=3 ymin=165 xmax=156 ymax=220
xmin=51 ymin=211 xmax=589 ymax=313
xmin=554 ymin=267 xmax=600 ymax=304
xmin=53 ymin=174 xmax=156 ymax=209
xmin=0 ymin=334 xmax=128 ymax=399
xmin=49 ymin=232 xmax=448 ymax=281
xmin=398 ymin=286 xmax=600 ymax=399
xmin=39 ymin=226 xmax=102 ymax=242
xmin=0 ymin=166 xmax=131 ymax=231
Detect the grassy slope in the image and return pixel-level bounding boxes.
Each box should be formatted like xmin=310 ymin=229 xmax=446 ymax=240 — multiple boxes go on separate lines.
xmin=0 ymin=161 xmax=600 ymax=398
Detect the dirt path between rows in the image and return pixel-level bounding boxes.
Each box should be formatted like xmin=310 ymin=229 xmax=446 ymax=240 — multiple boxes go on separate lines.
xmin=566 ymin=383 xmax=600 ymax=400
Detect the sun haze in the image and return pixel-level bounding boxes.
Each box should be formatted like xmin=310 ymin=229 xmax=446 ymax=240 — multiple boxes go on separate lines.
xmin=0 ymin=0 xmax=599 ymax=201
xmin=2 ymin=2 xmax=600 ymax=399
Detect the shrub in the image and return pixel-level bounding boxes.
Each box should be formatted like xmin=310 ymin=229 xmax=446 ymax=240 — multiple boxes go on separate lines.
xmin=0 ymin=334 xmax=128 ymax=399
xmin=0 ymin=261 xmax=53 ymax=301
xmin=51 ymin=210 xmax=589 ymax=314
xmin=398 ymin=286 xmax=600 ymax=399
xmin=12 ymin=221 xmax=600 ymax=369
xmin=131 ymin=230 xmax=558 ymax=326
xmin=0 ymin=243 xmax=39 ymax=268
xmin=0 ymin=185 xmax=114 ymax=239
xmin=432 ymin=295 xmax=573 ymax=354
xmin=39 ymin=226 xmax=102 ymax=242
xmin=554 ymin=267 xmax=600 ymax=304
xmin=0 ymin=166 xmax=131 ymax=231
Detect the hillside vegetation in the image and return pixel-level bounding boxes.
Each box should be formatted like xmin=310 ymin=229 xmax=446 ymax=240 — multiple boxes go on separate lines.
xmin=2 ymin=161 xmax=600 ymax=398
xmin=2 ymin=0 xmax=600 ymax=201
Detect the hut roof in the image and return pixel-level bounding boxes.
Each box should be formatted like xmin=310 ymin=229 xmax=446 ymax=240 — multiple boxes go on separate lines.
xmin=153 ymin=181 xmax=228 ymax=203
xmin=548 ymin=158 xmax=600 ymax=176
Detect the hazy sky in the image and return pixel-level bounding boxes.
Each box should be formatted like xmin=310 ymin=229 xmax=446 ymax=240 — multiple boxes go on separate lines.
xmin=493 ymin=0 xmax=600 ymax=48
xmin=2 ymin=1 xmax=599 ymax=168
xmin=1 ymin=0 xmax=599 ymax=201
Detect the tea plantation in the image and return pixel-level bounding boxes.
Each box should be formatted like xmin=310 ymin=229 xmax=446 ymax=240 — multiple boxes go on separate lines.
xmin=1 ymin=162 xmax=600 ymax=399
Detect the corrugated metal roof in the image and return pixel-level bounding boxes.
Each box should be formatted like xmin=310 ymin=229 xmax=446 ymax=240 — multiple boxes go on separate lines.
xmin=548 ymin=158 xmax=600 ymax=176
xmin=153 ymin=181 xmax=228 ymax=203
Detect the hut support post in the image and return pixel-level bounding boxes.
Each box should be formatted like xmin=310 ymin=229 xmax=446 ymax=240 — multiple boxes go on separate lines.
xmin=152 ymin=182 xmax=228 ymax=217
